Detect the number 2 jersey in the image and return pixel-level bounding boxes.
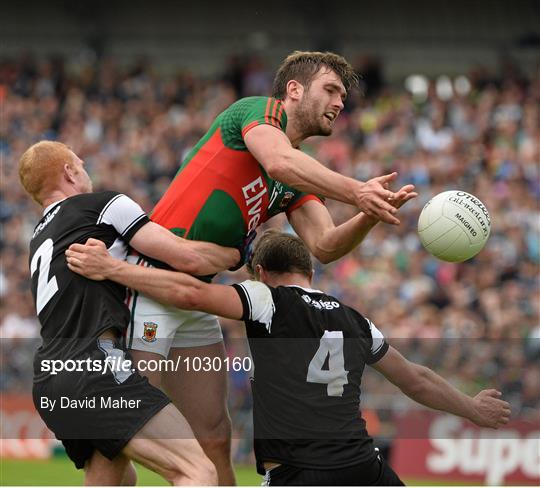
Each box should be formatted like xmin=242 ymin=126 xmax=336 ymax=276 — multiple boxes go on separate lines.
xmin=151 ymin=97 xmax=322 ymax=247
xmin=29 ymin=191 xmax=149 ymax=382
xmin=232 ymin=281 xmax=390 ymax=473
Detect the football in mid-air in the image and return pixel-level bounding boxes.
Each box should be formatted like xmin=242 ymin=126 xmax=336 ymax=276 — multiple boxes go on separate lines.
xmin=418 ymin=190 xmax=491 ymax=262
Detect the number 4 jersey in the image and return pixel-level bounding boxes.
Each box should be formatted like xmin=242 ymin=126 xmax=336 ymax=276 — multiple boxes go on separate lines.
xmin=232 ymin=280 xmax=389 ymax=473
xmin=29 ymin=191 xmax=149 ymax=382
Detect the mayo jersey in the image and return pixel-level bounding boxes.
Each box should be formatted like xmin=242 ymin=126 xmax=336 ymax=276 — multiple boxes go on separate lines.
xmin=151 ymin=97 xmax=322 ymax=247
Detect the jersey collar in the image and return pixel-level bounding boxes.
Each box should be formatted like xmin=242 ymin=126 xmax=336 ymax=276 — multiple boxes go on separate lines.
xmin=43 ymin=198 xmax=67 ymax=216
xmin=286 ymin=285 xmax=324 ymax=294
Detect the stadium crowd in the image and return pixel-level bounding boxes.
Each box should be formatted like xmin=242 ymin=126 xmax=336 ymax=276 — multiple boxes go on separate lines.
xmin=1 ymin=53 xmax=539 ymax=462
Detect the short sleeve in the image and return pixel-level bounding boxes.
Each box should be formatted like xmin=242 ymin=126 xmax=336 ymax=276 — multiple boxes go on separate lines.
xmin=97 ymin=194 xmax=149 ymax=242
xmin=232 ymin=280 xmax=276 ymax=333
xmin=285 ymin=193 xmax=325 ymax=217
xmin=365 ymin=318 xmax=389 ymax=364
xmin=241 ymin=97 xmax=287 ymax=138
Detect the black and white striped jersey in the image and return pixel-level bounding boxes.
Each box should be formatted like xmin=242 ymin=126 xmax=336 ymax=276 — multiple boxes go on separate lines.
xmin=233 ymin=280 xmax=389 ymax=473
xmin=29 ymin=191 xmax=149 ymax=382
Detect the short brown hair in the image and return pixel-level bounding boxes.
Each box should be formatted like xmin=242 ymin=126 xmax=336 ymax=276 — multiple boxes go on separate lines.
xmin=272 ymin=50 xmax=359 ymax=100
xmin=248 ymin=229 xmax=312 ymax=278
xmin=19 ymin=141 xmax=75 ymax=204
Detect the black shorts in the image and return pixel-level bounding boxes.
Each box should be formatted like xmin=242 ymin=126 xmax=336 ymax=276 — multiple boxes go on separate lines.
xmin=32 ymin=339 xmax=170 ymax=469
xmin=264 ymin=454 xmax=404 ymax=486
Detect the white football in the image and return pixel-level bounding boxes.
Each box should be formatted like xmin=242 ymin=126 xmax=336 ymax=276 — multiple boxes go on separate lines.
xmin=418 ymin=190 xmax=491 ymax=262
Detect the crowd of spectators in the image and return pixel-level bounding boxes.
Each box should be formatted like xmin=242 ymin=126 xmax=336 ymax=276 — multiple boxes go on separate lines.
xmin=1 ymin=53 xmax=538 ymax=462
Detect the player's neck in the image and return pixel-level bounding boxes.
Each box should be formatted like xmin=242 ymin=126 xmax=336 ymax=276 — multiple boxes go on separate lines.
xmin=41 ymin=191 xmax=68 ymax=208
xmin=282 ymin=100 xmax=306 ymax=148
xmin=262 ymin=272 xmax=312 ymax=289
xmin=286 ymin=126 xmax=305 ymax=148
xmin=41 ymin=189 xmax=75 ymax=210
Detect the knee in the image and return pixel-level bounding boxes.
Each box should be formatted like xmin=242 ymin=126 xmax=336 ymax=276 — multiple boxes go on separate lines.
xmin=121 ymin=463 xmax=137 ymax=486
xmin=199 ymin=434 xmax=231 ymax=458
xmin=169 ymin=458 xmax=218 ymax=486
xmin=195 ymin=458 xmax=218 ymax=486
xmin=203 ymin=410 xmax=232 ymax=441
xmin=198 ymin=412 xmax=232 ymax=456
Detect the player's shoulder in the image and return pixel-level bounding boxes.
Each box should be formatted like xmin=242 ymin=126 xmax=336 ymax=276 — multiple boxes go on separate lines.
xmin=67 ymin=190 xmax=122 ymax=207
xmin=69 ymin=191 xmax=135 ymax=215
xmin=228 ymin=96 xmax=276 ymax=110
xmin=283 ymin=286 xmax=349 ymax=315
xmin=234 ymin=279 xmax=276 ymax=306
xmin=223 ymin=96 xmax=284 ymax=119
xmin=286 ymin=285 xmax=375 ymax=331
xmin=53 ymin=191 xmax=133 ymax=228
xmin=217 ymin=96 xmax=287 ymax=149
xmin=234 ymin=280 xmax=299 ymax=315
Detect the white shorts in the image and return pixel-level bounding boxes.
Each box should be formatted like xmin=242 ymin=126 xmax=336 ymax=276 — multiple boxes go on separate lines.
xmin=125 ymin=255 xmax=223 ymax=357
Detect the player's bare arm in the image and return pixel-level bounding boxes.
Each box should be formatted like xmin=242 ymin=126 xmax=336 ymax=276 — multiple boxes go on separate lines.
xmin=129 ymin=221 xmax=240 ymax=275
xmin=372 ymin=346 xmax=511 ymax=429
xmin=244 ymin=124 xmax=402 ymax=225
xmin=289 ymin=186 xmax=418 ymax=263
xmin=66 ymin=238 xmax=244 ymax=319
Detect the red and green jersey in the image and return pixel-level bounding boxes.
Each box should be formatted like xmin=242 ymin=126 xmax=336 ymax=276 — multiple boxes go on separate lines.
xmin=151 ymin=96 xmax=322 ymax=247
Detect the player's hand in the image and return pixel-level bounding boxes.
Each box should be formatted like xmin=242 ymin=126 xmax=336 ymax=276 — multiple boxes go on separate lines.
xmin=65 ymin=238 xmax=112 ymax=281
xmin=389 ymin=184 xmax=418 ymax=210
xmin=356 ymin=172 xmax=401 ymax=225
xmin=230 ymin=230 xmax=257 ymax=271
xmin=470 ymin=389 xmax=511 ymax=428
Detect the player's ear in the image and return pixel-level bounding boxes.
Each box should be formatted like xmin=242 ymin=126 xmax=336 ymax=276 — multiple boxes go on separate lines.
xmin=63 ymin=163 xmax=76 ymax=184
xmin=308 ymin=269 xmax=314 ymax=284
xmin=255 ymin=264 xmax=265 ymax=282
xmin=286 ymin=79 xmax=304 ymax=101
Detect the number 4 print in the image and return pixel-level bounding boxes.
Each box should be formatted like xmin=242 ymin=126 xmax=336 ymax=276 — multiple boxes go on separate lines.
xmin=306 ymin=330 xmax=349 ymax=396
xmin=30 ymin=238 xmax=59 ymax=314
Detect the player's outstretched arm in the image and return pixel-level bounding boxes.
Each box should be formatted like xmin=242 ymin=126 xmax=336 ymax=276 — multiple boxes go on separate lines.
xmin=289 ymin=186 xmax=417 ymax=263
xmin=130 ymin=221 xmax=240 ymax=275
xmin=244 ymin=124 xmax=401 ymax=225
xmin=371 ymin=346 xmax=511 ymax=429
xmin=66 ymin=239 xmax=243 ymax=319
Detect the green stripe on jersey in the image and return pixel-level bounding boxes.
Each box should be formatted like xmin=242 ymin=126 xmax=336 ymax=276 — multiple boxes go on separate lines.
xmin=186 ymin=189 xmax=245 ymax=247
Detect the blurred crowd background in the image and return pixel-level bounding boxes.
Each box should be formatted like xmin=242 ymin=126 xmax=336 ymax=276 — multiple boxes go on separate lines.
xmin=1 ymin=0 xmax=539 ymax=467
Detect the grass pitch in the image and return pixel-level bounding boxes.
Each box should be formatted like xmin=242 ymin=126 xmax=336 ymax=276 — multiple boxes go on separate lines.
xmin=0 ymin=457 xmax=262 ymax=486
xmin=5 ymin=456 xmax=529 ymax=486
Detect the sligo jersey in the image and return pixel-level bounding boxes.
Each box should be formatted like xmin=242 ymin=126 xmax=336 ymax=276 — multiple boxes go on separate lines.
xmin=232 ymin=281 xmax=389 ymax=473
xmin=29 ymin=192 xmax=149 ymax=382
xmin=151 ymin=97 xmax=322 ymax=248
